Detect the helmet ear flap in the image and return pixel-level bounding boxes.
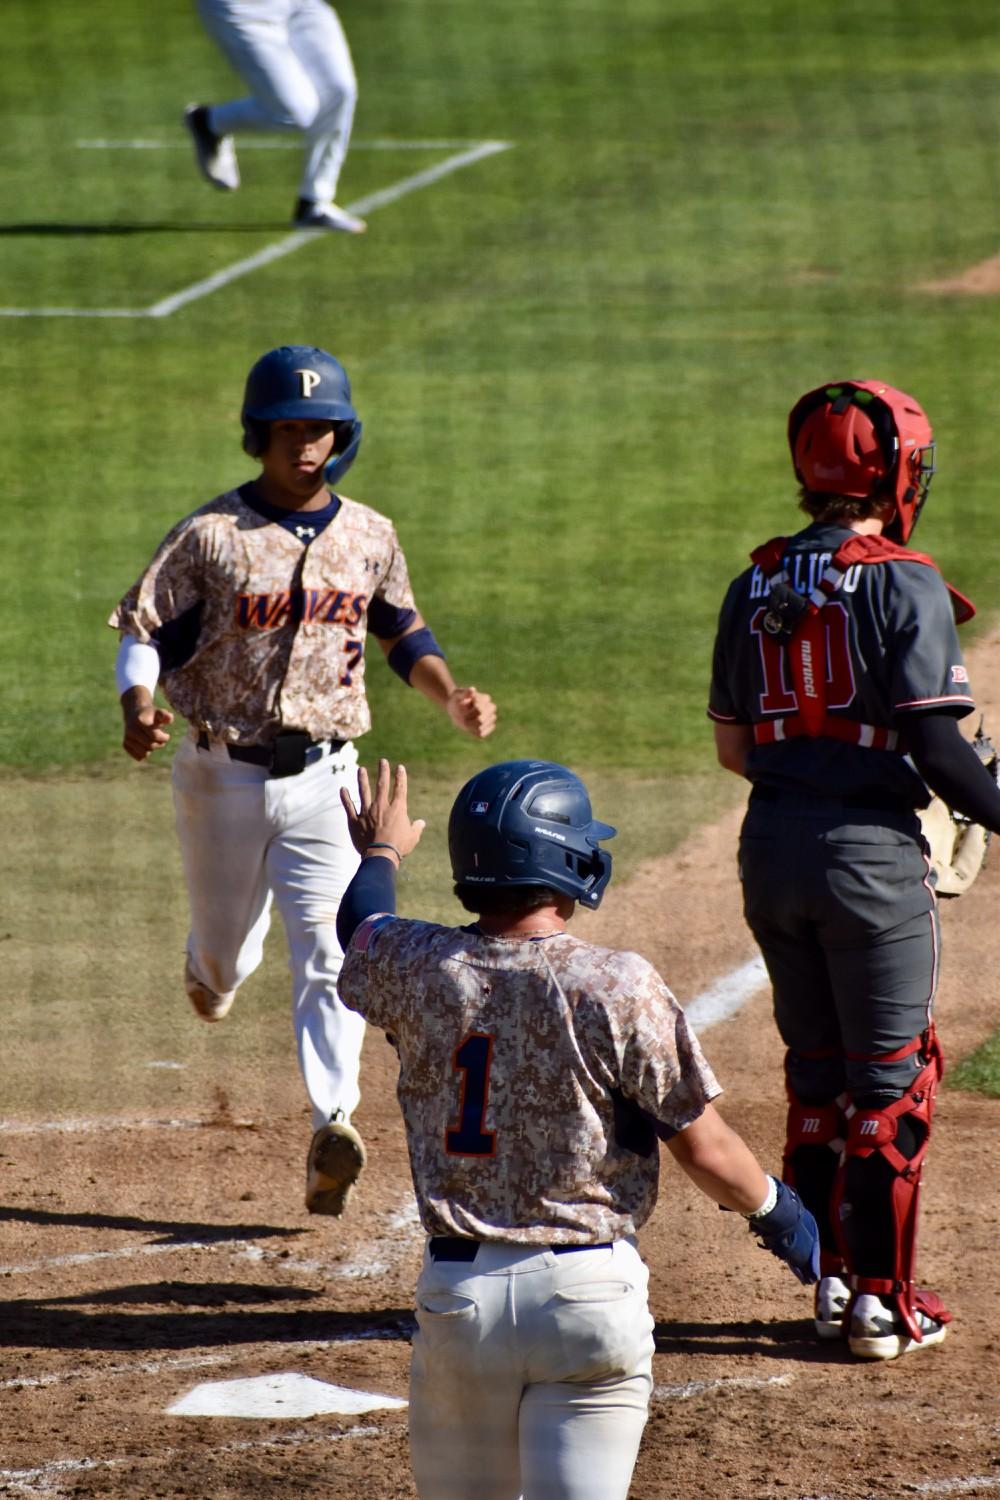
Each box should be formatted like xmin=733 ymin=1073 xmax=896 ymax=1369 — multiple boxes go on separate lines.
xmin=241 ymin=417 xmax=269 ymax=458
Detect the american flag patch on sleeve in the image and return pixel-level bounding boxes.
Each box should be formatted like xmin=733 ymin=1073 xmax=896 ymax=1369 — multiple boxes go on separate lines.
xmin=351 ymin=914 xmax=394 ymax=953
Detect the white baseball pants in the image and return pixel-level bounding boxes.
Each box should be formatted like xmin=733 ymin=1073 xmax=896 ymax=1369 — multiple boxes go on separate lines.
xmin=408 ymin=1239 xmax=654 ymax=1500
xmin=196 ymin=0 xmax=358 ymax=206
xmin=172 ymin=731 xmax=362 ymax=1129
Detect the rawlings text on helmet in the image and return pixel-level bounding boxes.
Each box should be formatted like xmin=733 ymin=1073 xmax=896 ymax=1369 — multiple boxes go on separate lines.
xmin=448 ymin=760 xmax=617 ymax=909
xmin=241 ymin=343 xmax=363 ymax=486
xmin=788 ymin=379 xmax=935 ymax=544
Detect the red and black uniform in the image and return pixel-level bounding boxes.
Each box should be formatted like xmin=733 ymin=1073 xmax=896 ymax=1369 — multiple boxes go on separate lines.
xmin=709 ymin=519 xmax=975 ymax=1336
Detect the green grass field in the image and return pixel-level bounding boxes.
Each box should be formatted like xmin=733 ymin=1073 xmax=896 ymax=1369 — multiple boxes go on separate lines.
xmin=4 ymin=0 xmax=1000 ymax=1102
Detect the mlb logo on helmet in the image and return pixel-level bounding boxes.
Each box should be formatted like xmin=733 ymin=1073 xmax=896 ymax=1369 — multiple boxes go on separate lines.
xmin=471 ymin=801 xmax=490 ymax=815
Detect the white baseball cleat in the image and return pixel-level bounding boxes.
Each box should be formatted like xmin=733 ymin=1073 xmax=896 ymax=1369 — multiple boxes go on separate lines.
xmin=183 ymin=957 xmax=236 ymax=1022
xmin=292 ymin=197 xmax=367 ymax=234
xmin=184 ymin=104 xmax=240 ymax=191
xmin=814 ymin=1274 xmax=850 ymax=1340
xmin=305 ymin=1112 xmax=367 ymax=1215
xmin=848 ymin=1292 xmax=949 ymax=1360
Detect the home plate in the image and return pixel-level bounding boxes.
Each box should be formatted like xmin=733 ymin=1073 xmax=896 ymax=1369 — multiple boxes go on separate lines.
xmin=167 ymin=1372 xmax=408 ymax=1419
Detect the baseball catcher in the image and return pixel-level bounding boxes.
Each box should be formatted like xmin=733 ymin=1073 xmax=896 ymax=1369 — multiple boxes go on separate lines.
xmin=709 ymin=379 xmax=1000 ymax=1360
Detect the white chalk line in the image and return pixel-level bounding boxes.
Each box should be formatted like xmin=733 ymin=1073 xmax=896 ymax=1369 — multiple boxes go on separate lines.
xmin=0 ymin=1426 xmax=384 ymax=1495
xmin=0 ymin=1331 xmax=413 ymax=1395
xmin=0 ymin=1236 xmax=265 ymax=1277
xmin=0 ymin=139 xmax=511 ymax=320
xmin=76 ymin=137 xmax=484 ymax=151
xmin=652 ymin=1373 xmax=793 ymax=1401
xmin=0 ymin=1193 xmax=422 ymax=1281
xmin=912 ymin=1481 xmax=1000 ymax=1496
xmin=685 ymin=952 xmax=768 ymax=1034
xmin=0 ymin=1352 xmax=231 ymax=1392
xmin=0 ymin=1115 xmax=248 ymax=1134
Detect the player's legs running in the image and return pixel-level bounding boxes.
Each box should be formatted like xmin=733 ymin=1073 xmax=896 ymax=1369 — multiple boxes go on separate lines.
xmin=287 ymin=0 xmax=358 ymax=210
xmin=265 ymin=746 xmax=364 ymax=1214
xmin=195 ymin=0 xmax=322 ymax=136
xmin=171 ymin=733 xmax=274 ymax=1020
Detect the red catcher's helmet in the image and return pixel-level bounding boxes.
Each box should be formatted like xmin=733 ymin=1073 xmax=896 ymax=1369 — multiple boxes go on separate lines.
xmin=788 ymin=380 xmax=935 ymax=544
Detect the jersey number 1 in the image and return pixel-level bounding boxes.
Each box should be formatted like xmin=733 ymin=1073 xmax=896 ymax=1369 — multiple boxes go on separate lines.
xmin=445 ymin=1033 xmax=497 ymax=1157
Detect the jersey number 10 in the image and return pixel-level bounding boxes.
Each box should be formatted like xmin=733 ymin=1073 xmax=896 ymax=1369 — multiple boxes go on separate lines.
xmin=751 ymin=602 xmax=857 ymax=714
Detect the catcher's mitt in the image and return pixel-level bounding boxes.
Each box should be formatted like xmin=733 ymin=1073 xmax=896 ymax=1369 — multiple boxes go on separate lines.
xmin=918 ymin=720 xmax=998 ymax=898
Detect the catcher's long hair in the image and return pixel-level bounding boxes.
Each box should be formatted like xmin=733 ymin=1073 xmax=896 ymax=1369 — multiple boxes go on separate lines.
xmin=798 ymin=489 xmax=896 ymax=526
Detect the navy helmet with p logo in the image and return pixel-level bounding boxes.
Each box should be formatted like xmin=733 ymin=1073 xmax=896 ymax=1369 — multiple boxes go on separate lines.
xmin=241 ymin=344 xmax=363 ymax=487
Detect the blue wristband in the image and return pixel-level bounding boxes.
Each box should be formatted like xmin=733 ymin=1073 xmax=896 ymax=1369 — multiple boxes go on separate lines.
xmin=387 ymin=626 xmax=445 ymax=684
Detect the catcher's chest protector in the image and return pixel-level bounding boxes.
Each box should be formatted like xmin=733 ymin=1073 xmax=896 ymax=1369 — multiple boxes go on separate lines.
xmin=749 ymin=534 xmax=974 ymax=747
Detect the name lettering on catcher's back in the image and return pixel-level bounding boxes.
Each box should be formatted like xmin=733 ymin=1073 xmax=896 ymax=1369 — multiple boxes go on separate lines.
xmin=235 ymin=588 xmax=367 ymax=630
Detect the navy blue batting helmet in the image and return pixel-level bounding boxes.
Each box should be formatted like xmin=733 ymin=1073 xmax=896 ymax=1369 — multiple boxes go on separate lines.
xmin=449 ymin=760 xmax=617 ymax=909
xmin=240 ymin=344 xmax=363 ymax=486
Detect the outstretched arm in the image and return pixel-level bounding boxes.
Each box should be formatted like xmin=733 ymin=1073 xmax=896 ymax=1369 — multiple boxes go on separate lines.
xmin=665 ymin=1102 xmax=769 ymax=1212
xmin=336 ymin=760 xmax=426 ymax=948
xmin=667 ymin=1103 xmax=819 ymax=1284
xmin=376 ymin=613 xmax=497 ymax=739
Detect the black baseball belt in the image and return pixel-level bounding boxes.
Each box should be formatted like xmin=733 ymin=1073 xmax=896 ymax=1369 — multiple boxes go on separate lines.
xmin=428 ymin=1236 xmax=614 ymax=1262
xmin=196 ymin=729 xmax=345 ymax=778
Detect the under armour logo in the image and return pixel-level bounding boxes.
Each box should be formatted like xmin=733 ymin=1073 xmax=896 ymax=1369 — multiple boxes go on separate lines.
xmin=295 ymin=368 xmax=321 ymax=397
xmin=294 ymin=525 xmax=316 ymax=540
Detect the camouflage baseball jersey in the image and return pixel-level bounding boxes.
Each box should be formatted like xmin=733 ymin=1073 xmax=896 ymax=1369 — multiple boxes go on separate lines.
xmin=338 ymin=918 xmax=721 ymax=1243
xmin=709 ymin=520 xmax=975 ymax=804
xmin=109 ymin=487 xmax=415 ymax=744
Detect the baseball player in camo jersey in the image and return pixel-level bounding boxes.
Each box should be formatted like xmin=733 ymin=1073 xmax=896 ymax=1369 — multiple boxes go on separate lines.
xmin=109 ymin=344 xmax=495 ymax=1215
xmin=709 ymin=379 xmax=1000 ymax=1360
xmin=184 ymin=0 xmax=365 ymax=234
xmin=335 ymin=758 xmax=819 ymax=1500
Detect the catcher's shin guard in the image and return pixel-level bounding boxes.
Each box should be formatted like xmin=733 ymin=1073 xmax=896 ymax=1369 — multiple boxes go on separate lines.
xmin=834 ymin=1027 xmax=950 ymax=1343
xmin=782 ymin=1058 xmax=848 ymax=1278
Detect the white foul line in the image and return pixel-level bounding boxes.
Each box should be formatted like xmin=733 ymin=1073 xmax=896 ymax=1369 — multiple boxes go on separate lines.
xmin=0 ymin=140 xmax=510 ymax=320
xmin=653 ymin=1373 xmax=793 ymax=1402
xmin=0 ymin=1427 xmax=383 ymax=1495
xmin=147 ymin=140 xmax=508 ymax=319
xmin=685 ymin=953 xmax=768 ymax=1034
xmin=76 ymin=137 xmax=486 ymax=152
xmin=911 ymin=1482 xmax=1000 ymax=1496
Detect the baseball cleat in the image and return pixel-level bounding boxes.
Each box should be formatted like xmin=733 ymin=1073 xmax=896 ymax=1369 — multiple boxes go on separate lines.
xmin=183 ymin=104 xmax=240 ymax=191
xmin=292 ymin=197 xmax=367 ymax=234
xmin=184 ymin=957 xmax=236 ymax=1022
xmin=305 ymin=1113 xmax=367 ymax=1215
xmin=848 ymin=1292 xmax=949 ymax=1361
xmin=814 ymin=1274 xmax=850 ymax=1340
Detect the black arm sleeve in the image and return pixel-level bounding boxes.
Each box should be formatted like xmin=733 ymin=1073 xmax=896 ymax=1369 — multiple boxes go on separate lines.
xmin=907 ymin=714 xmax=1000 ymax=833
xmin=336 ymin=855 xmax=398 ymax=951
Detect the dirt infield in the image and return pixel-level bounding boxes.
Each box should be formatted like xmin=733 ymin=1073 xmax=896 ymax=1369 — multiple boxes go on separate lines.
xmin=6 ymin=634 xmax=1000 ymax=1498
